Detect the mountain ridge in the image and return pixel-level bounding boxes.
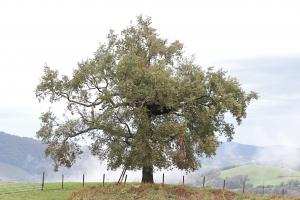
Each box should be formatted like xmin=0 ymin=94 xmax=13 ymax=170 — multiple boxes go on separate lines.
xmin=0 ymin=131 xmax=300 ymax=182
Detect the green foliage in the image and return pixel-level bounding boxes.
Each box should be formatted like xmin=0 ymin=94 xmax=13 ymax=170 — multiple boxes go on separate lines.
xmin=35 ymin=16 xmax=257 ymax=174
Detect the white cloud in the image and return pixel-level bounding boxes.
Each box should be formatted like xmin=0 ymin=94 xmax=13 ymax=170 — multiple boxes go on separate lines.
xmin=1 ymin=0 xmax=300 ymax=146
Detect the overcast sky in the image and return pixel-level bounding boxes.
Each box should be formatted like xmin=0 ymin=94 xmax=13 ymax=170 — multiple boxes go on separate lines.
xmin=0 ymin=0 xmax=300 ymax=147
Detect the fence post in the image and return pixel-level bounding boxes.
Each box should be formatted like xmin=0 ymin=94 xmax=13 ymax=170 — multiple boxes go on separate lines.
xmin=103 ymin=174 xmax=105 ymax=187
xmin=41 ymin=172 xmax=45 ymax=191
xmin=223 ymin=179 xmax=226 ymax=190
xmin=242 ymin=181 xmax=245 ymax=194
xmin=124 ymin=174 xmax=127 ymax=185
xmin=62 ymin=174 xmax=64 ymax=190
xmin=162 ymin=173 xmax=165 ymax=185
xmin=83 ymin=174 xmax=85 ymax=187
xmin=183 ymin=175 xmax=185 ymax=185
xmin=262 ymin=184 xmax=264 ymax=195
xmin=202 ymin=176 xmax=205 ymax=188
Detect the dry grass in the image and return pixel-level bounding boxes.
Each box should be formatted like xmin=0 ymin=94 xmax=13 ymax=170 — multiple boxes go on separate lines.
xmin=67 ymin=183 xmax=300 ymax=200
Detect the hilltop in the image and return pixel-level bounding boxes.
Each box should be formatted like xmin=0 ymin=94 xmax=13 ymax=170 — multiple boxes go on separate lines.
xmin=1 ymin=131 xmax=300 ymax=185
xmin=0 ymin=131 xmax=48 ymax=181
xmin=68 ymin=184 xmax=294 ymax=200
xmin=220 ymin=164 xmax=300 ymax=187
xmin=0 ymin=183 xmax=295 ymax=200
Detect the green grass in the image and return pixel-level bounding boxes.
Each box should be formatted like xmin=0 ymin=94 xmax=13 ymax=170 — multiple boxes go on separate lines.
xmin=220 ymin=164 xmax=300 ymax=186
xmin=0 ymin=182 xmax=100 ymax=200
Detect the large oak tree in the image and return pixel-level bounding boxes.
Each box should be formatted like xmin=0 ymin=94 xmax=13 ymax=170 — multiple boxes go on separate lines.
xmin=35 ymin=16 xmax=257 ymax=183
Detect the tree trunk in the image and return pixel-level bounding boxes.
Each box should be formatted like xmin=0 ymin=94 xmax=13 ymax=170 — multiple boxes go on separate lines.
xmin=141 ymin=113 xmax=154 ymax=184
xmin=141 ymin=166 xmax=154 ymax=183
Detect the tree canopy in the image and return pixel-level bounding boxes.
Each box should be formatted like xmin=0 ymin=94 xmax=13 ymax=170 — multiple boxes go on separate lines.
xmin=35 ymin=16 xmax=257 ymax=183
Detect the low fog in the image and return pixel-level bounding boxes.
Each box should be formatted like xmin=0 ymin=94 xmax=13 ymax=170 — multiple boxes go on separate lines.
xmin=43 ymin=142 xmax=300 ymax=185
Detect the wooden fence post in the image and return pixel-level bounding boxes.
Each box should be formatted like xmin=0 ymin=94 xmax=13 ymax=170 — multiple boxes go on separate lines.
xmin=223 ymin=179 xmax=226 ymax=190
xmin=162 ymin=173 xmax=165 ymax=185
xmin=183 ymin=175 xmax=185 ymax=185
xmin=103 ymin=174 xmax=105 ymax=187
xmin=124 ymin=174 xmax=127 ymax=185
xmin=62 ymin=174 xmax=64 ymax=190
xmin=242 ymin=181 xmax=245 ymax=194
xmin=118 ymin=168 xmax=126 ymax=184
xmin=83 ymin=174 xmax=85 ymax=187
xmin=41 ymin=172 xmax=45 ymax=191
xmin=202 ymin=176 xmax=205 ymax=188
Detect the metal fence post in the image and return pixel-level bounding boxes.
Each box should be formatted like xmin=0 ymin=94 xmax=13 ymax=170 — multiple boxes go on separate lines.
xmin=124 ymin=174 xmax=127 ymax=185
xmin=62 ymin=174 xmax=64 ymax=190
xmin=41 ymin=172 xmax=45 ymax=191
xmin=103 ymin=174 xmax=105 ymax=187
xmin=83 ymin=174 xmax=85 ymax=187
xmin=202 ymin=176 xmax=205 ymax=188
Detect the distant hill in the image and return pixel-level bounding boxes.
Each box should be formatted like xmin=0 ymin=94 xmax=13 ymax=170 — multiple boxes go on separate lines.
xmin=0 ymin=132 xmax=51 ymax=181
xmin=201 ymin=142 xmax=300 ymax=172
xmin=0 ymin=132 xmax=48 ymax=173
xmin=0 ymin=162 xmax=32 ymax=181
xmin=200 ymin=142 xmax=261 ymax=170
xmin=0 ymin=131 xmax=103 ymax=182
xmin=1 ymin=131 xmax=300 ymax=184
xmin=220 ymin=164 xmax=300 ymax=186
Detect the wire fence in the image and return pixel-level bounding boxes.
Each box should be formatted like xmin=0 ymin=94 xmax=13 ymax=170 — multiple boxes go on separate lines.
xmin=0 ymin=182 xmax=41 ymax=195
xmin=0 ymin=172 xmax=300 ymax=197
xmin=0 ymin=181 xmax=92 ymax=195
xmin=0 ymin=172 xmax=108 ymax=195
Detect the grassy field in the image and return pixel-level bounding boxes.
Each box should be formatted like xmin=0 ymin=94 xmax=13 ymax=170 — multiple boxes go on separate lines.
xmin=0 ymin=182 xmax=297 ymax=200
xmin=220 ymin=164 xmax=300 ymax=186
xmin=0 ymin=182 xmax=100 ymax=200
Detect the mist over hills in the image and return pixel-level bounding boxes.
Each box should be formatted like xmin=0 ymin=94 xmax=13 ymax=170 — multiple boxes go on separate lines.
xmin=0 ymin=131 xmax=299 ymax=183
xmin=0 ymin=132 xmax=47 ymax=174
